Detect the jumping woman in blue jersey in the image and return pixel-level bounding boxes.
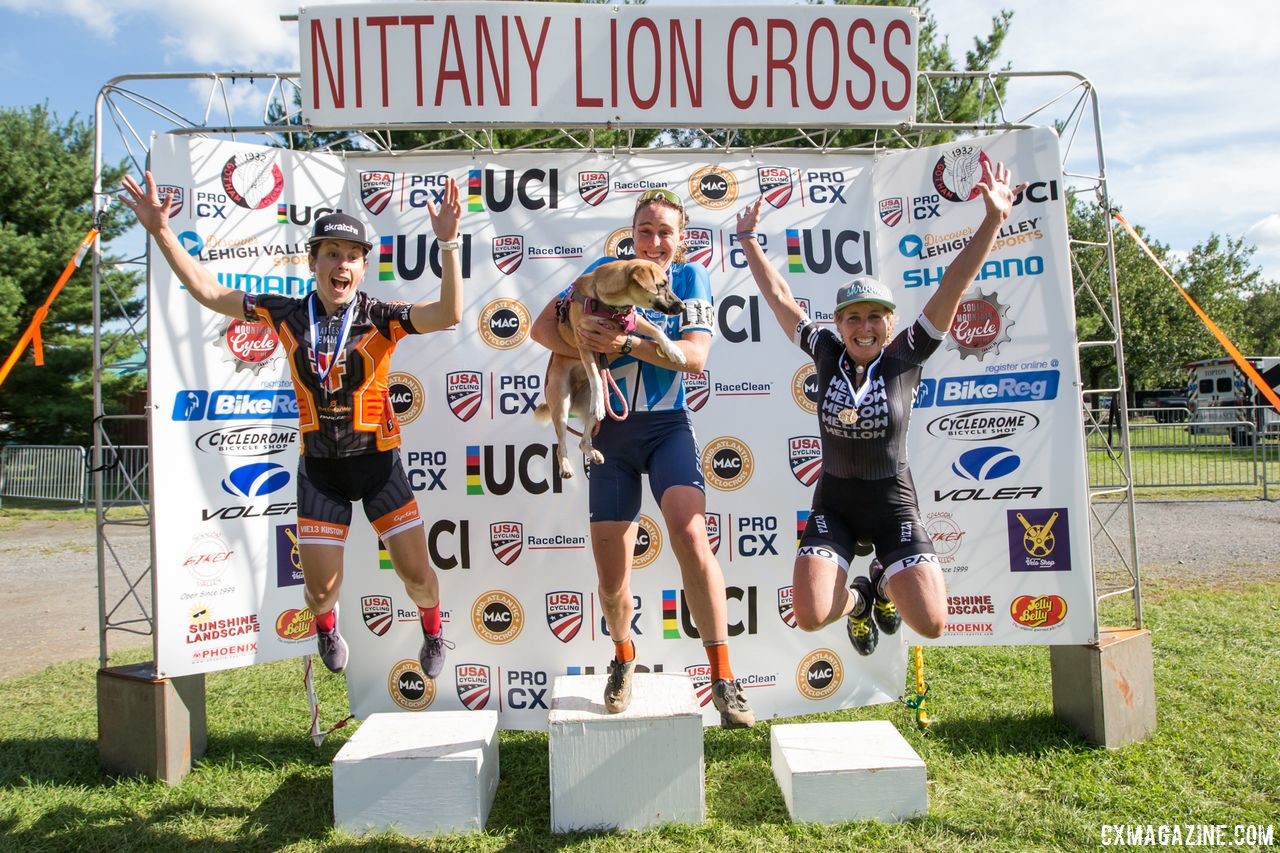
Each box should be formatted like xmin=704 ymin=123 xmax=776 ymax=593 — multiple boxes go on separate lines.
xmin=735 ymin=159 xmax=1020 ymax=655
xmin=531 ymin=188 xmax=753 ymax=727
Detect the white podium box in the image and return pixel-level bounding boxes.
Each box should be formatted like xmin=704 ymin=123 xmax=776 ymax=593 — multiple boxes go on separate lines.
xmin=333 ymin=711 xmax=499 ymax=837
xmin=770 ymin=720 xmax=927 ymax=824
xmin=548 ymin=673 xmax=705 ymax=832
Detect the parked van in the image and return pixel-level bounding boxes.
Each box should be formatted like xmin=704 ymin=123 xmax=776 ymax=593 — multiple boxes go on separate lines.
xmin=1184 ymin=357 xmax=1280 ymax=445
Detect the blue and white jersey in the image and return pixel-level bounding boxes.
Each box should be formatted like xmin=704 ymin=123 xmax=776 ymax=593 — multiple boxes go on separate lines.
xmin=560 ymin=257 xmax=715 ymax=413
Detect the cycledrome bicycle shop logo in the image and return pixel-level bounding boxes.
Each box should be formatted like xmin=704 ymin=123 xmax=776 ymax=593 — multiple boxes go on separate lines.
xmin=1008 ymin=507 xmax=1071 ymax=572
xmin=788 ymin=436 xmax=822 ymax=486
xmin=688 ymin=165 xmax=737 ymax=210
xmin=361 ymin=594 xmax=393 ymax=637
xmin=471 ymin=590 xmax=524 ymax=644
xmin=632 ymin=514 xmax=663 ymax=569
xmin=796 ymin=648 xmax=844 ymax=700
xmin=446 ymin=370 xmax=484 ymax=422
xmin=925 ymin=408 xmax=1040 ymax=443
xmin=792 ymin=363 xmax=819 ymax=414
xmin=456 ymin=663 xmax=493 ymax=710
xmin=467 ymin=167 xmax=560 ymax=213
xmin=947 ymin=288 xmax=1013 ymax=361
xmin=478 ymin=298 xmax=531 ymax=350
xmin=378 ymin=233 xmax=473 ymax=282
xmin=195 ymin=424 xmax=299 ymax=458
xmin=221 ymin=151 xmax=285 ymax=210
xmin=172 ymin=389 xmax=298 ymax=422
xmin=388 ymin=659 xmax=436 ymax=710
xmin=387 ymin=371 xmax=425 ymax=426
xmin=701 ymin=436 xmax=754 ymax=491
xmin=757 ymin=166 xmax=793 ymax=208
xmin=578 ymin=170 xmax=609 ymax=206
xmin=545 ymin=590 xmax=584 ymax=643
xmin=1010 ymin=594 xmax=1068 ymax=630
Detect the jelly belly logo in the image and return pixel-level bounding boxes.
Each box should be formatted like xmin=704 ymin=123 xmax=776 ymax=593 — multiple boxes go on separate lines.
xmin=467 ymin=167 xmax=560 ymax=212
xmin=701 ymin=436 xmax=754 ymax=491
xmin=684 ymin=227 xmax=713 ymax=268
xmin=632 ymin=514 xmax=662 ymax=569
xmin=156 ymin=184 xmax=185 ymax=217
xmin=705 ymin=512 xmax=721 ymax=555
xmin=685 ymin=663 xmax=714 ymax=707
xmin=1010 ymin=594 xmax=1067 ymax=629
xmin=578 ymin=171 xmax=609 ymax=206
xmin=792 ymin=364 xmax=819 ymax=414
xmin=490 ymin=522 xmax=524 ymax=566
xmin=682 ymin=371 xmax=710 ymax=412
xmin=389 ymin=659 xmax=435 ymax=710
xmin=478 ymin=298 xmax=531 ymax=349
xmin=361 ymin=595 xmax=393 ymax=637
xmin=933 ymin=146 xmax=992 ymax=203
xmin=788 ymin=436 xmax=822 ymax=486
xmin=360 ymin=171 xmax=394 ymax=215
xmin=1008 ymin=507 xmax=1071 ymax=572
xmin=777 ymin=586 xmax=797 ymax=628
xmin=757 ymin=167 xmax=793 ymax=208
xmin=275 ymin=608 xmax=316 ymax=642
xmin=274 ymin=524 xmax=302 ymax=587
xmin=545 ymin=590 xmax=584 ymax=643
xmin=221 ymin=152 xmax=284 ymax=210
xmin=797 ymin=649 xmax=843 ymax=700
xmin=689 ymin=165 xmax=737 ymax=210
xmin=471 ymin=590 xmax=524 ymax=644
xmin=446 ymin=371 xmax=484 ymax=422
xmin=879 ymin=197 xmax=903 ymax=227
xmin=215 ymin=318 xmax=279 ymax=374
xmin=456 ymin=664 xmax=492 ymax=710
xmin=786 ymin=229 xmax=873 ymax=275
xmin=492 ymin=235 xmax=523 ymax=276
xmin=948 ymin=288 xmax=1012 ymax=361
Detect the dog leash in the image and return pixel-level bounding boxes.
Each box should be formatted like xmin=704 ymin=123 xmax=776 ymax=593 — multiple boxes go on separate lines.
xmin=596 ymin=352 xmax=630 ymax=420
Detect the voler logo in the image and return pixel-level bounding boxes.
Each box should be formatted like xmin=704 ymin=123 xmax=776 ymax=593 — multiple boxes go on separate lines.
xmin=446 ymin=371 xmax=484 ymax=422
xmin=221 ymin=152 xmax=285 ymax=210
xmin=926 ymin=408 xmax=1040 ymax=442
xmin=1008 ymin=507 xmax=1071 ymax=572
xmin=214 ymin=318 xmax=279 ymax=374
xmin=879 ymin=197 xmax=904 ymax=227
xmin=705 ymin=512 xmax=721 ymax=554
xmin=360 ymin=171 xmax=394 ymax=215
xmin=777 ymin=586 xmax=797 ymax=628
xmin=492 ymin=235 xmax=524 ymax=276
xmin=702 ymin=436 xmax=754 ymax=491
xmin=471 ymin=590 xmax=524 ymax=644
xmin=757 ymin=167 xmax=793 ymax=208
xmin=388 ymin=659 xmax=436 ymax=710
xmin=545 ymin=590 xmax=584 ymax=643
xmin=689 ymin=165 xmax=737 ymax=210
xmin=933 ymin=146 xmax=992 ymax=203
xmin=633 ymin=514 xmax=662 ymax=569
xmin=490 ymin=522 xmax=524 ymax=566
xmin=387 ymin=371 xmax=424 ymax=426
xmin=682 ymin=371 xmax=710 ymax=412
xmin=455 ymin=664 xmax=492 ymax=710
xmin=478 ymin=298 xmax=531 ymax=349
xmin=1010 ymin=594 xmax=1067 ymax=629
xmin=952 ymin=446 xmax=1020 ymax=481
xmin=578 ymin=171 xmax=609 ymax=206
xmin=157 ymin=185 xmax=185 ymax=217
xmin=948 ymin=288 xmax=1012 ymax=361
xmin=788 ymin=436 xmax=823 ymax=486
xmin=222 ymin=462 xmax=290 ymax=498
xmin=360 ymin=595 xmax=393 ymax=637
xmin=604 ymin=227 xmax=635 ymax=260
xmin=792 ymin=364 xmax=819 ymax=414
xmin=684 ymin=227 xmax=713 ymax=268
xmin=797 ymin=649 xmax=843 ymax=700
xmin=685 ymin=663 xmax=714 ymax=707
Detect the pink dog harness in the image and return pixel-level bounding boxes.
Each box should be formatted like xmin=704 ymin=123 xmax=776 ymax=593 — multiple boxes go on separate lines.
xmin=558 ymin=285 xmax=637 ymax=421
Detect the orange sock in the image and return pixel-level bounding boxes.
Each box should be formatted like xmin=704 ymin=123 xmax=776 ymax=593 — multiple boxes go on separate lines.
xmin=613 ymin=637 xmax=636 ymax=663
xmin=704 ymin=641 xmax=733 ymax=682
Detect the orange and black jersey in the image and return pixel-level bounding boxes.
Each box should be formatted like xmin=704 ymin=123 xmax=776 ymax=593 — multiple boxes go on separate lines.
xmin=245 ymin=291 xmax=420 ymax=458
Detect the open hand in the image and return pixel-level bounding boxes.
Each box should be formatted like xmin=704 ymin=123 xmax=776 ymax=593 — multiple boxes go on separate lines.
xmin=977 ymin=159 xmax=1024 ymax=224
xmin=117 ymin=171 xmax=172 ymax=237
xmin=426 ymin=176 xmax=461 ymax=242
xmin=735 ymin=197 xmax=765 ymax=235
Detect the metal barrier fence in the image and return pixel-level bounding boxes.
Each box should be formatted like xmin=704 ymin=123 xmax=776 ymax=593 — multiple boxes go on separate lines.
xmin=0 ymin=445 xmax=150 ymax=506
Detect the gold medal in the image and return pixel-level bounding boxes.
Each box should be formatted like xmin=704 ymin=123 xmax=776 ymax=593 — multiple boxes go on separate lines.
xmin=838 ymin=408 xmax=858 ymax=425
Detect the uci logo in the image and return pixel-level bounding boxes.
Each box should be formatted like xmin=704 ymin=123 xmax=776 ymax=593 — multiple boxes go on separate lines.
xmin=468 ymin=167 xmax=559 ymax=212
xmin=466 ymin=443 xmax=565 ymax=496
xmin=378 ymin=234 xmax=472 ymax=282
xmin=785 ymin=228 xmax=873 ymax=275
xmin=478 ymin=298 xmax=531 ymax=350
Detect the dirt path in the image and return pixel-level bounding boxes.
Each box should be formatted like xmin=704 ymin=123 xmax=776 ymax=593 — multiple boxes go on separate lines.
xmin=0 ymin=501 xmax=1276 ymax=680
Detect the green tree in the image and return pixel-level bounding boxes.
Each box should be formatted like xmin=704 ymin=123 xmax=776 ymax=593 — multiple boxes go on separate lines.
xmin=0 ymin=105 xmax=143 ymax=446
xmin=1177 ymin=234 xmax=1280 ymax=358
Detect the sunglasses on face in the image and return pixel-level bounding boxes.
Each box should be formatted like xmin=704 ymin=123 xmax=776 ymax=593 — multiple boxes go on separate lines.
xmin=634 ymin=187 xmax=684 ymax=213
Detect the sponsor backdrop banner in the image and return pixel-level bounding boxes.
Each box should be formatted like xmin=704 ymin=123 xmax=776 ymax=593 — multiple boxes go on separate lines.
xmin=149 ymin=125 xmax=1089 ymax=729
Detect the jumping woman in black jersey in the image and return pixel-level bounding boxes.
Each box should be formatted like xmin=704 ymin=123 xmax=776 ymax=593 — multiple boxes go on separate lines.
xmin=121 ymin=171 xmax=463 ymax=677
xmin=734 ymin=158 xmax=1020 ymax=655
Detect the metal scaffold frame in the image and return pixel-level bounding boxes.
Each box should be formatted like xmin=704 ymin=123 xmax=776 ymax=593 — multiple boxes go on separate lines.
xmin=91 ymin=67 xmax=1139 ymax=666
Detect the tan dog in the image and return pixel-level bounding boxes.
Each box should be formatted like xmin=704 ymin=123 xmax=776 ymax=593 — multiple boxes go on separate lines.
xmin=534 ymin=259 xmax=688 ymax=478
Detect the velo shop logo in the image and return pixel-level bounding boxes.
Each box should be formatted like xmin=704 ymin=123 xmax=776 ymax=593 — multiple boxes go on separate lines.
xmin=1007 ymin=507 xmax=1071 ymax=572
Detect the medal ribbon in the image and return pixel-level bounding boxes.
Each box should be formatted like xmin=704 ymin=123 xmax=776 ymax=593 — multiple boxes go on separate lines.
xmin=308 ymin=294 xmax=354 ymax=389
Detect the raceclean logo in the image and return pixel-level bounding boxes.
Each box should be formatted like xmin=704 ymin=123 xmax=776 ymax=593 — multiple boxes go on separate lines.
xmin=785 ymin=228 xmax=873 ymax=275
xmin=378 ymin=234 xmax=472 ymax=282
xmin=951 ymin=446 xmax=1021 ymax=481
xmin=221 ymin=462 xmax=290 ymax=498
xmin=467 ymin=167 xmax=559 ymax=212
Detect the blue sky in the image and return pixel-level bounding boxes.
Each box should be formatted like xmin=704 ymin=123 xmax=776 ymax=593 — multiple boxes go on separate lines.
xmin=3 ymin=0 xmax=1278 ymax=283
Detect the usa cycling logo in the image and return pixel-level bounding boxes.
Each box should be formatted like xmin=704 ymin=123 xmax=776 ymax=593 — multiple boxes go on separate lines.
xmin=788 ymin=436 xmax=822 ymax=486
xmin=361 ymin=595 xmax=393 ymax=637
xmin=446 ymin=371 xmax=483 ymax=421
xmin=685 ymin=664 xmax=714 ymax=707
xmin=360 ymin=171 xmax=394 ymax=215
xmin=221 ymin=462 xmax=290 ymax=498
xmin=757 ymin=167 xmax=793 ymax=208
xmin=490 ymin=522 xmax=523 ymax=566
xmin=492 ymin=235 xmax=523 ymax=275
xmin=684 ymin=228 xmax=713 ymax=268
xmin=456 ymin=664 xmax=492 ymax=710
xmin=682 ymin=371 xmax=710 ymax=412
xmin=578 ymin=171 xmax=609 ymax=206
xmin=952 ymin=446 xmax=1021 ymax=481
xmin=705 ymin=512 xmax=721 ymax=554
xmin=157 ymin=185 xmax=185 ymax=217
xmin=879 ymin=197 xmax=903 ymax=227
xmin=777 ymin=586 xmax=797 ymax=628
xmin=545 ymin=590 xmax=584 ymax=643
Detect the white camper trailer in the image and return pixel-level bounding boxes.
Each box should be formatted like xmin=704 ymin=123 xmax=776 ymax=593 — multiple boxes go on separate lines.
xmin=1185 ymin=356 xmax=1280 ymax=445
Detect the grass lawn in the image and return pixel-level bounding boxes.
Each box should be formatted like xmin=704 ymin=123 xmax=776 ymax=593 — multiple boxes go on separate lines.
xmin=1 ymin=578 xmax=1277 ymax=852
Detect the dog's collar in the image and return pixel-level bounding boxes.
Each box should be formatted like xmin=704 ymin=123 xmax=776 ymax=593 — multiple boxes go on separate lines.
xmin=569 ymin=287 xmax=638 ymax=333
